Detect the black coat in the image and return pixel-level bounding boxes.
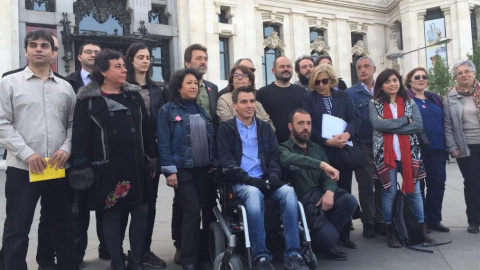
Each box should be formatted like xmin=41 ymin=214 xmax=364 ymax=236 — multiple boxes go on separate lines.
xmin=70 ymin=81 xmax=158 ymax=210
xmin=66 ymin=69 xmax=85 ymax=93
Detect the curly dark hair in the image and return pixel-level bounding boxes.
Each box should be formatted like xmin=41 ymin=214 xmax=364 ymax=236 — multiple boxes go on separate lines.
xmin=168 ymin=68 xmax=202 ymax=101
xmin=373 ymin=68 xmax=409 ymax=103
xmin=90 ymin=49 xmax=125 ymax=85
xmin=227 ymin=65 xmax=255 ymax=92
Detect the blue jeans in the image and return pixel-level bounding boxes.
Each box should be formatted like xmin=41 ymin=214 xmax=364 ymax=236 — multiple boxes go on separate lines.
xmin=382 ymin=161 xmax=424 ymax=224
xmin=232 ymin=184 xmax=301 ymax=260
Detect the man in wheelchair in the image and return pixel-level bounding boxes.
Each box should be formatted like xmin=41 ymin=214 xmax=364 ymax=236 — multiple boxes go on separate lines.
xmin=217 ymin=86 xmax=310 ymax=270
xmin=279 ymin=109 xmax=358 ymax=261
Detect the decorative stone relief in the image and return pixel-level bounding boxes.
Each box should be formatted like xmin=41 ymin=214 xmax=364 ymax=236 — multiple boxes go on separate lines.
xmin=263 ymin=31 xmax=285 ymax=51
xmin=261 ymin=11 xmax=284 ymax=25
xmin=60 ymin=12 xmax=73 ymax=74
xmin=310 ymin=36 xmax=330 ymax=54
xmin=73 ymin=0 xmax=131 ymax=35
xmin=352 ymin=40 xmax=369 ymax=56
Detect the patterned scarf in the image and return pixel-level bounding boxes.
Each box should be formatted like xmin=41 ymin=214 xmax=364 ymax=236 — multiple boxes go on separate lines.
xmin=382 ymin=96 xmax=415 ymax=194
xmin=456 ymin=80 xmax=480 ymax=120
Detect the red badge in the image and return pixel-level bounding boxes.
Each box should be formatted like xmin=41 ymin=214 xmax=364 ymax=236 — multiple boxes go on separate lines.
xmin=175 ymin=115 xmax=182 ymax=121
xmin=207 ymin=87 xmax=212 ymax=92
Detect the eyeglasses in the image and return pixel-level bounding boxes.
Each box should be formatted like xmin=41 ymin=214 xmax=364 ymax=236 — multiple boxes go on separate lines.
xmin=233 ymin=73 xmax=249 ymax=79
xmin=314 ymin=78 xmax=330 ymax=86
xmin=83 ymin=49 xmax=100 ymax=55
xmin=457 ymin=69 xmax=472 ymax=77
xmin=413 ymin=75 xmax=428 ymax=80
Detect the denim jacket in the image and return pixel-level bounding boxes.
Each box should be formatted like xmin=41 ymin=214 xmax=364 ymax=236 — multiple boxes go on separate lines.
xmin=157 ymin=100 xmax=216 ymax=173
xmin=346 ymin=82 xmax=373 ymax=143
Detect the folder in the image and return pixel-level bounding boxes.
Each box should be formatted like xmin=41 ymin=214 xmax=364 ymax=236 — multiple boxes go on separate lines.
xmin=29 ymin=158 xmax=65 ymax=182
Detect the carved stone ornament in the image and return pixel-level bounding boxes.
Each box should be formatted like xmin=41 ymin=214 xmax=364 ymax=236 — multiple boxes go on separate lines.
xmin=263 ymin=31 xmax=285 ymax=50
xmin=60 ymin=12 xmax=73 ymax=74
xmin=310 ymin=36 xmax=330 ymax=54
xmin=25 ymin=0 xmax=56 ymax=12
xmin=138 ymin=20 xmax=148 ymax=36
xmin=385 ymin=33 xmax=402 ymax=59
xmin=351 ymin=40 xmax=369 ymax=56
xmin=73 ymin=0 xmax=131 ymax=35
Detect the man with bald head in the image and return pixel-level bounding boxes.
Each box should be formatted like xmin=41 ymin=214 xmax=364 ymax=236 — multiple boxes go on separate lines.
xmin=257 ymin=56 xmax=305 ymax=143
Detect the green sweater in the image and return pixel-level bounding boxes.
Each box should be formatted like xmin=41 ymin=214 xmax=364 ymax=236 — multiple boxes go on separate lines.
xmin=279 ymin=138 xmax=338 ymax=199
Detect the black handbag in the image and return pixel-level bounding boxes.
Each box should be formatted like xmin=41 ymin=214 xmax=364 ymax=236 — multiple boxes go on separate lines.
xmin=331 ymin=145 xmax=367 ymax=171
xmin=416 ymin=131 xmax=430 ymax=148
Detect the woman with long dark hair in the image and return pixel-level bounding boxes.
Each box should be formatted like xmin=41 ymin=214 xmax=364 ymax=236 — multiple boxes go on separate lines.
xmin=369 ymin=68 xmax=434 ymax=248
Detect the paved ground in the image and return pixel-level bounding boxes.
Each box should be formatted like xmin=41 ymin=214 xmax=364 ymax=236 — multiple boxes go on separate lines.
xmin=0 ymin=160 xmax=479 ymax=270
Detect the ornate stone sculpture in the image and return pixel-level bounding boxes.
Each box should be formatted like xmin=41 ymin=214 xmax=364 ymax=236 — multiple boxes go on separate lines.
xmin=60 ymin=12 xmax=73 ymax=74
xmin=263 ymin=31 xmax=285 ymax=50
xmin=310 ymin=36 xmax=330 ymax=54
xmin=351 ymin=40 xmax=369 ymax=56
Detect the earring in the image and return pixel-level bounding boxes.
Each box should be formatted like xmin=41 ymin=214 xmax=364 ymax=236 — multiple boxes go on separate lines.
xmin=103 ymin=78 xmax=106 ymax=84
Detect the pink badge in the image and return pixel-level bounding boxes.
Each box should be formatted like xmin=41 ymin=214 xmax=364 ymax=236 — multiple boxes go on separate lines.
xmin=175 ymin=116 xmax=182 ymax=121
xmin=207 ymin=87 xmax=212 ymax=92
xmin=422 ymin=105 xmax=427 ymax=109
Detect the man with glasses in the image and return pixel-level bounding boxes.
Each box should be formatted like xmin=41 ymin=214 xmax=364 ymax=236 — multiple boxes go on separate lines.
xmin=65 ymin=41 xmax=108 ymax=265
xmin=293 ymin=55 xmax=314 ymax=91
xmin=345 ymin=56 xmax=385 ymax=238
xmin=218 ymin=58 xmax=257 ymax=97
xmin=257 ymin=56 xmax=305 ymax=143
xmin=66 ymin=41 xmax=101 ymax=92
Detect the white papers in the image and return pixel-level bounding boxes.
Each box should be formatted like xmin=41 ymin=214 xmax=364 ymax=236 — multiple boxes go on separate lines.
xmin=321 ymin=114 xmax=353 ymax=146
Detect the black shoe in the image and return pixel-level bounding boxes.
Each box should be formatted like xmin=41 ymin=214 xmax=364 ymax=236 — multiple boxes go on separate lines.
xmin=99 ymin=244 xmax=111 ymax=260
xmin=362 ymin=223 xmax=375 ymax=238
xmin=339 ymin=238 xmax=358 ymax=249
xmin=142 ymin=251 xmax=166 ymax=268
xmin=468 ymin=224 xmax=479 ymax=233
xmin=174 ymin=246 xmax=182 ymax=265
xmin=182 ymin=264 xmax=206 ymax=270
xmin=318 ymin=248 xmax=348 ymax=261
xmin=428 ymin=222 xmax=450 ymax=232
xmin=374 ymin=222 xmax=387 ymax=236
xmin=38 ymin=266 xmax=57 ymax=270
xmin=253 ymin=257 xmax=275 ymax=270
xmin=285 ymin=253 xmax=309 ymax=270
xmin=111 ymin=261 xmax=127 ymax=270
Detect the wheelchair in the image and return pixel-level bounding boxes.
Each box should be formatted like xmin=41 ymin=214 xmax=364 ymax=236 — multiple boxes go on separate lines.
xmin=208 ymin=168 xmax=317 ymax=270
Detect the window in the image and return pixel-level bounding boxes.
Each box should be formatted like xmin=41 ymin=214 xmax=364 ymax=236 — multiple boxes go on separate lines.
xmin=74 ymin=0 xmax=130 ymax=35
xmin=25 ymin=0 xmax=55 ymax=12
xmin=149 ymin=5 xmax=168 ymax=25
xmin=310 ymin=28 xmax=324 ymax=43
xmin=262 ymin=24 xmax=282 ymax=85
xmin=472 ymin=11 xmax=478 ymax=47
xmin=218 ymin=9 xmax=228 ymax=24
xmin=219 ymin=38 xmax=230 ymax=80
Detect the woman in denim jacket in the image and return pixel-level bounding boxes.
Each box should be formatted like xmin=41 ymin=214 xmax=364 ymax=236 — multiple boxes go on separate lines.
xmin=157 ymin=68 xmax=216 ymax=270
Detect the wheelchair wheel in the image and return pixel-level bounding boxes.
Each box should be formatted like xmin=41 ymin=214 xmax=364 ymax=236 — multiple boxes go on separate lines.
xmin=209 ymin=222 xmax=226 ymax=264
xmin=213 ymin=252 xmax=243 ymax=270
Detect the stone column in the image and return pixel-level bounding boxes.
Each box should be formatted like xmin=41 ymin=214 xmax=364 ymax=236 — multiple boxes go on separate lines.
xmin=417 ymin=11 xmax=427 ymax=69
xmin=399 ymin=3 xmax=419 ymax=74
xmin=475 ymin=7 xmax=480 ymax=44
xmin=333 ymin=15 xmax=352 ymax=86
xmin=442 ymin=6 xmax=454 ymax=68
xmin=1 ymin=0 xmax=19 ymax=72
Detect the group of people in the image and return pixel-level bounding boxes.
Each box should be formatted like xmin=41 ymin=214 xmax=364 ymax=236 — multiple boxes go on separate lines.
xmin=0 ymin=28 xmax=479 ymax=270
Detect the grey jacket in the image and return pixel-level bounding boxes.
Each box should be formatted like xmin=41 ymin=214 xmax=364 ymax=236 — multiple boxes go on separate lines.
xmin=444 ymin=88 xmax=470 ymax=158
xmin=368 ymin=99 xmax=423 ymax=135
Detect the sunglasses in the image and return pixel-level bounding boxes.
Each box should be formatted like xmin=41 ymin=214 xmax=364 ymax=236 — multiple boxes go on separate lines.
xmin=314 ymin=78 xmax=330 ymax=86
xmin=413 ymin=75 xmax=428 ymax=80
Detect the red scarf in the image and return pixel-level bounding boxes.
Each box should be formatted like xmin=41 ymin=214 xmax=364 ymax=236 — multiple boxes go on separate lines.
xmin=382 ymin=96 xmax=414 ymax=193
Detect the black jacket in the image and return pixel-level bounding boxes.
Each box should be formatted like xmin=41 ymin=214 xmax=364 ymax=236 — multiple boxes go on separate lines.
xmin=66 ymin=69 xmax=85 ymax=93
xmin=217 ymin=117 xmax=281 ymax=184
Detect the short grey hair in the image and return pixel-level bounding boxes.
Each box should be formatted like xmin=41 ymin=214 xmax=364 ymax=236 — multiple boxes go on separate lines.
xmin=452 ymin=60 xmax=476 ymax=77
xmin=356 ymin=56 xmax=375 ymax=67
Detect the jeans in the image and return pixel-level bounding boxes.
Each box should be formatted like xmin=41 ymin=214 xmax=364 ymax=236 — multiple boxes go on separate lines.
xmin=0 ymin=167 xmax=76 ymax=270
xmin=457 ymin=144 xmax=480 ymax=226
xmin=382 ymin=161 xmax=424 ymax=224
xmin=354 ymin=143 xmax=384 ymax=224
xmin=419 ymin=149 xmax=447 ymax=224
xmin=232 ymin=184 xmax=301 ymax=260
xmin=310 ymin=193 xmax=358 ymax=252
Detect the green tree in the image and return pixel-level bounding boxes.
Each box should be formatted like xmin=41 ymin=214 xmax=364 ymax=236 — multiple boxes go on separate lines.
xmin=467 ymin=40 xmax=480 ymax=81
xmin=427 ymin=54 xmax=455 ymax=97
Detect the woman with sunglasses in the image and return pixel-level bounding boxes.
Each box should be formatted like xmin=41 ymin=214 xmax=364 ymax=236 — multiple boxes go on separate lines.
xmin=405 ymin=67 xmax=449 ymax=234
xmin=302 ymin=64 xmax=357 ymax=253
xmin=216 ymin=64 xmax=274 ymax=129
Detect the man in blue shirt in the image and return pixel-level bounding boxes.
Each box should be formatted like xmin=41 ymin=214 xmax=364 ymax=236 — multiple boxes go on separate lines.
xmin=217 ymin=86 xmax=308 ymax=270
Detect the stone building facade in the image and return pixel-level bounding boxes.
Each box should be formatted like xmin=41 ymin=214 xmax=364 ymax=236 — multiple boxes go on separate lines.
xmin=2 ymin=0 xmax=480 ymax=88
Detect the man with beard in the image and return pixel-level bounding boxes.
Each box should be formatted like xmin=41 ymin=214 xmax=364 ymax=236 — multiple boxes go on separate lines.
xmin=279 ymin=109 xmax=358 ymax=261
xmin=257 ymin=56 xmax=305 ymax=143
xmin=217 ymin=86 xmax=309 ymax=270
xmin=293 ymin=55 xmax=314 ymax=91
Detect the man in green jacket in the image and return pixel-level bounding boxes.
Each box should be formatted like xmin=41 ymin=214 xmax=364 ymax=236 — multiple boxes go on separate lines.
xmin=279 ymin=109 xmax=358 ymax=261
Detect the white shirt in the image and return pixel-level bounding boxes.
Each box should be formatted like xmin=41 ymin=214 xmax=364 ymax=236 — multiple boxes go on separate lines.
xmin=389 ymin=103 xmax=401 ymax=160
xmin=361 ymin=81 xmax=375 ymax=96
xmin=81 ymin=69 xmax=91 ymax=86
xmin=0 ymin=67 xmax=76 ymax=170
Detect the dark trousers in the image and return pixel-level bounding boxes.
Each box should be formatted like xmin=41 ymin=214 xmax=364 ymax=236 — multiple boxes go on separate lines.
xmin=72 ymin=190 xmax=110 ymax=262
xmin=419 ymin=149 xmax=448 ymax=225
xmin=103 ymin=203 xmax=148 ymax=265
xmin=337 ymin=170 xmax=353 ymax=241
xmin=171 ymin=170 xmax=216 ymax=249
xmin=457 ymin=144 xmax=480 ymax=226
xmin=176 ymin=167 xmax=209 ymax=265
xmin=310 ymin=193 xmax=358 ymax=252
xmin=36 ymin=198 xmax=56 ymax=267
xmin=0 ymin=167 xmax=75 ymax=270
xmin=354 ymin=143 xmax=384 ymax=224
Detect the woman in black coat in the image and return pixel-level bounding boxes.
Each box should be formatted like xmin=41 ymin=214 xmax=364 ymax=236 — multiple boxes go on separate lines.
xmin=302 ymin=63 xmax=357 ymax=249
xmin=70 ymin=49 xmax=157 ymax=270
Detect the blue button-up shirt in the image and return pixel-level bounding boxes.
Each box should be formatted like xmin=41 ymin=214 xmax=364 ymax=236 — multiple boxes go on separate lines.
xmin=236 ymin=117 xmax=263 ymax=178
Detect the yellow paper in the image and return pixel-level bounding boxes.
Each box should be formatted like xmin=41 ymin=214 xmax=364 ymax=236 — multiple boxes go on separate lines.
xmin=29 ymin=158 xmax=65 ymax=182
